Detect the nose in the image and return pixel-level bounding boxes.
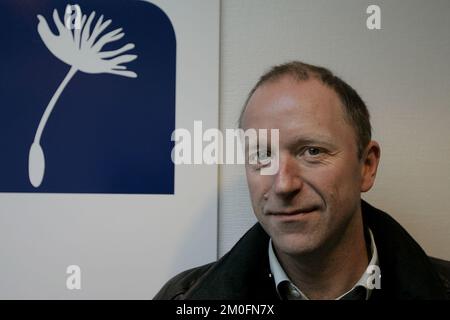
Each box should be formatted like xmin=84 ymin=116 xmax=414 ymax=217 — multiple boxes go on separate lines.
xmin=272 ymin=154 xmax=303 ymax=200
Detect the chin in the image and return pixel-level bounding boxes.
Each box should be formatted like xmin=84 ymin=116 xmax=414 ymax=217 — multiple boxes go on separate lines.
xmin=273 ymin=232 xmax=323 ymax=257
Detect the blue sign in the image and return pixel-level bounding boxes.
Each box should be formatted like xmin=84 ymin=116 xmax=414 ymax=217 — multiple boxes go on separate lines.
xmin=0 ymin=0 xmax=176 ymax=194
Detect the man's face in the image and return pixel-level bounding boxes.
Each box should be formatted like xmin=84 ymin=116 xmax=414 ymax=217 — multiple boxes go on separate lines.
xmin=242 ymin=76 xmax=371 ymax=257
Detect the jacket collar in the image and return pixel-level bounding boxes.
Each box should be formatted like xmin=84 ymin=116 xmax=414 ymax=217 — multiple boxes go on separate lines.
xmin=361 ymin=200 xmax=446 ymax=299
xmin=186 ymin=200 xmax=447 ymax=299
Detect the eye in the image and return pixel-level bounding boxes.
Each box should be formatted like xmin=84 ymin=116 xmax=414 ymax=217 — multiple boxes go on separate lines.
xmin=256 ymin=150 xmax=272 ymax=165
xmin=248 ymin=149 xmax=272 ymax=166
xmin=305 ymin=147 xmax=322 ymax=156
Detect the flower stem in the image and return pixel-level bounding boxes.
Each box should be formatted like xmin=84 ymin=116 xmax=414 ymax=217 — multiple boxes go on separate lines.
xmin=34 ymin=66 xmax=78 ymax=144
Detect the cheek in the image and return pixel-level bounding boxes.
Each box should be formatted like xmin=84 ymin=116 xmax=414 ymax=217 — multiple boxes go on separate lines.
xmin=246 ymin=170 xmax=272 ymax=213
xmin=310 ymin=162 xmax=361 ymax=205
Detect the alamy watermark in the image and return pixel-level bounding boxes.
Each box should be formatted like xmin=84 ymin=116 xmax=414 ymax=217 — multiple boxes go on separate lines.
xmin=366 ymin=5 xmax=381 ymax=30
xmin=64 ymin=4 xmax=82 ymax=30
xmin=366 ymin=265 xmax=381 ymax=289
xmin=171 ymin=121 xmax=280 ymax=175
xmin=66 ymin=265 xmax=81 ymax=290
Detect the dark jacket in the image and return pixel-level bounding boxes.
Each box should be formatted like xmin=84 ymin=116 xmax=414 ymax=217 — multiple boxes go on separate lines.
xmin=154 ymin=201 xmax=450 ymax=300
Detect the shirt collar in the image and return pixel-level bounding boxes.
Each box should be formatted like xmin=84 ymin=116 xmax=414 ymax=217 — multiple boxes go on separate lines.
xmin=268 ymin=228 xmax=379 ymax=300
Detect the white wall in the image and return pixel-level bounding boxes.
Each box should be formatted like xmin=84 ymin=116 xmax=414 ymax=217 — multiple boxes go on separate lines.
xmin=219 ymin=0 xmax=450 ymax=260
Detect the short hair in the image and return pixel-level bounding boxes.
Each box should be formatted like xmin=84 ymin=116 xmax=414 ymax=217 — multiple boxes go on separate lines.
xmin=238 ymin=61 xmax=372 ymax=159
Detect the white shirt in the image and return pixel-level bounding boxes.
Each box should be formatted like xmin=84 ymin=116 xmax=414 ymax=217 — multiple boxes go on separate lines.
xmin=268 ymin=228 xmax=379 ymax=300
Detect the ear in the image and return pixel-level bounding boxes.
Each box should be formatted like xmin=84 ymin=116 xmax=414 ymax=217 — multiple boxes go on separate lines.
xmin=360 ymin=141 xmax=381 ymax=192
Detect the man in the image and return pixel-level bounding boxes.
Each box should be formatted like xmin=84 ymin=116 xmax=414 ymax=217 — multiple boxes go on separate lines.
xmin=155 ymin=61 xmax=450 ymax=300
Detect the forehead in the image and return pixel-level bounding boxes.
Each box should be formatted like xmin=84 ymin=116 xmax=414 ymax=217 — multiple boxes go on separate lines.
xmin=242 ymin=76 xmax=355 ymax=145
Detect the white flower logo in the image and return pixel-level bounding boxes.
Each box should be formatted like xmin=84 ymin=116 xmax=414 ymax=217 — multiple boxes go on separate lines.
xmin=29 ymin=7 xmax=138 ymax=188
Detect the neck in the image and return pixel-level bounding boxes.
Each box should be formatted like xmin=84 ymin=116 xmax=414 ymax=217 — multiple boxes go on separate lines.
xmin=274 ymin=208 xmax=369 ymax=300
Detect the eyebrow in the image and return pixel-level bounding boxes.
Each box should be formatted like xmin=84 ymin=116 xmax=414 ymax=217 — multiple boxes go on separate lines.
xmin=245 ymin=134 xmax=337 ymax=152
xmin=285 ymin=134 xmax=336 ymax=150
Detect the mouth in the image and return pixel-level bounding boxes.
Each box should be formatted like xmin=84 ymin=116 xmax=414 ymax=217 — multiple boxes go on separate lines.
xmin=268 ymin=206 xmax=319 ymax=220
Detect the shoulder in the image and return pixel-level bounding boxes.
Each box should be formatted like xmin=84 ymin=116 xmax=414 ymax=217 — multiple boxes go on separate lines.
xmin=429 ymin=256 xmax=450 ymax=298
xmin=153 ymin=262 xmax=215 ymax=300
xmin=153 ymin=223 xmax=269 ymax=300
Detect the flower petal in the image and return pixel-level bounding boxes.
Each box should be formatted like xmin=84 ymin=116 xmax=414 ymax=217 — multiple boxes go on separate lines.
xmin=107 ymin=69 xmax=138 ymax=78
xmin=73 ymin=14 xmax=87 ymax=49
xmin=88 ymin=16 xmax=112 ymax=47
xmin=92 ymin=28 xmax=124 ymax=52
xmin=109 ymin=54 xmax=138 ymax=65
xmin=98 ymin=43 xmax=135 ymax=59
xmin=52 ymin=9 xmax=67 ymax=36
xmin=80 ymin=11 xmax=96 ymax=49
